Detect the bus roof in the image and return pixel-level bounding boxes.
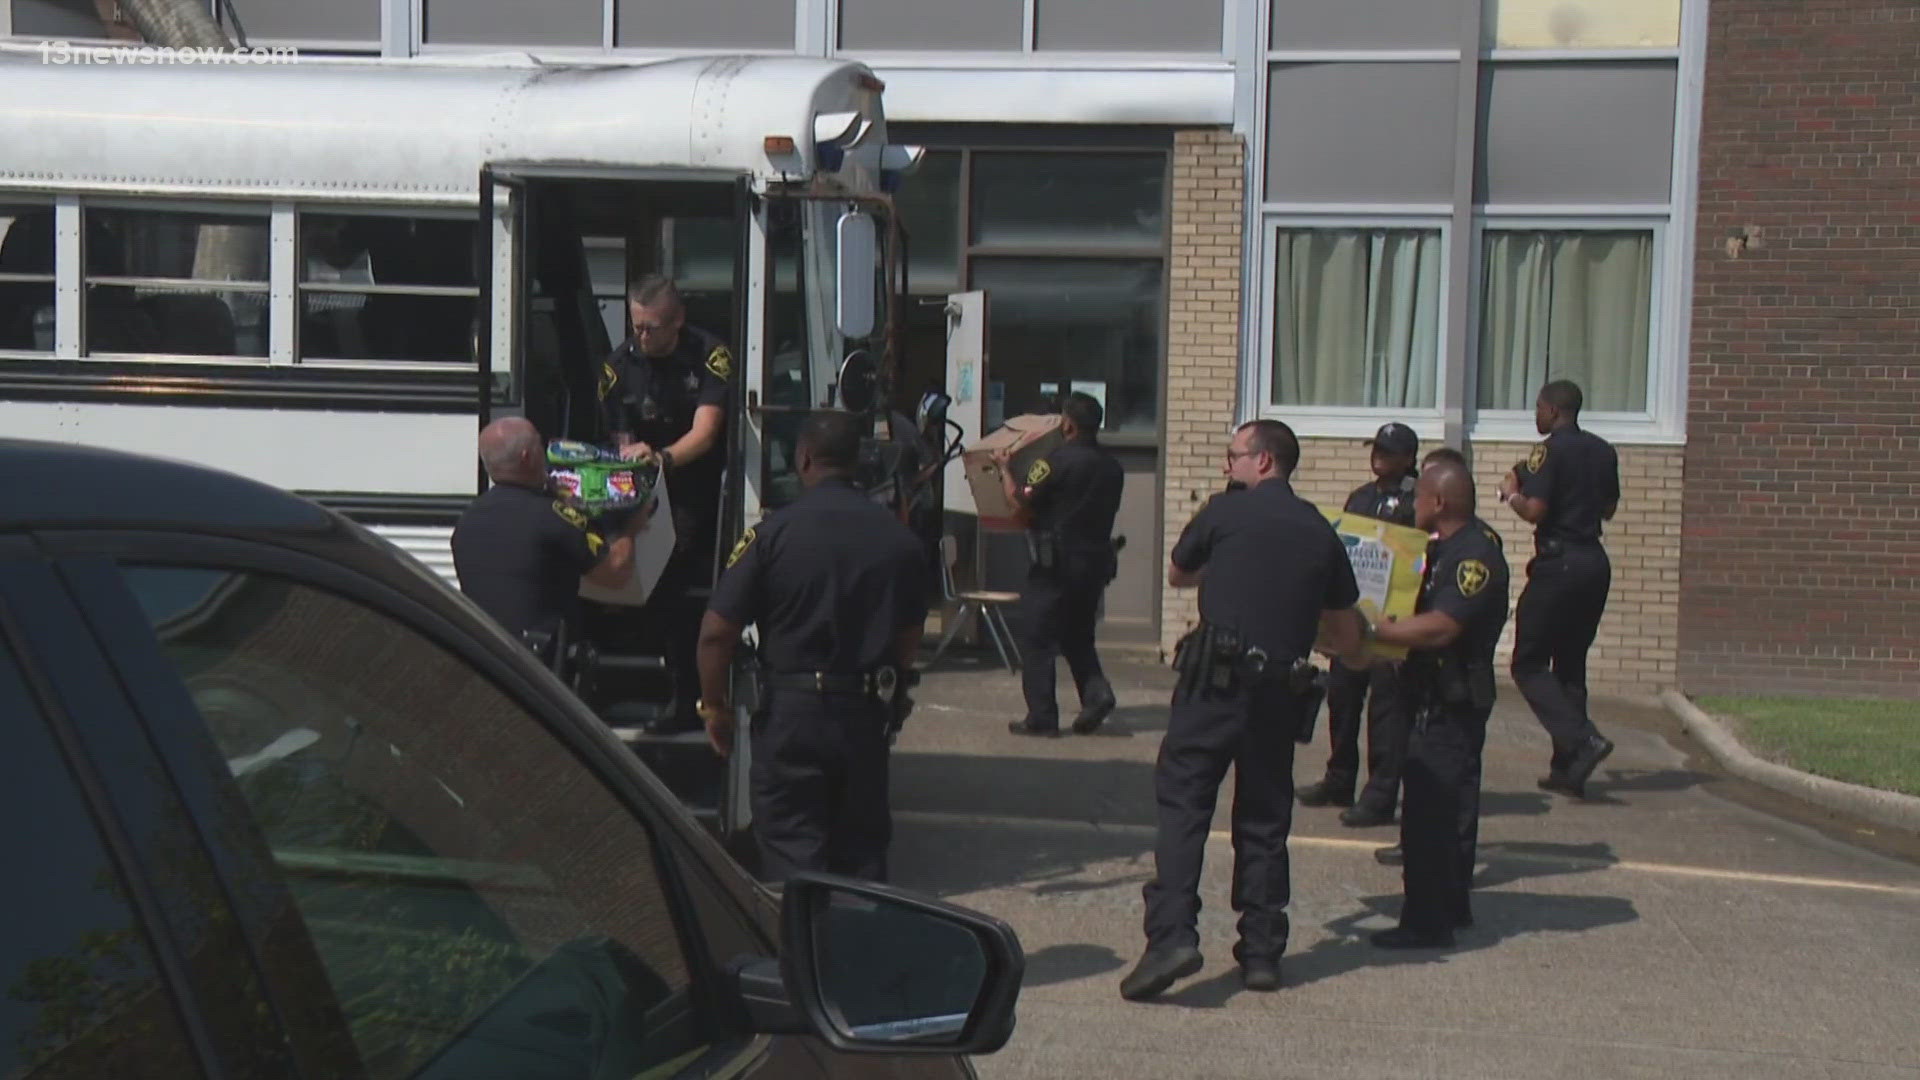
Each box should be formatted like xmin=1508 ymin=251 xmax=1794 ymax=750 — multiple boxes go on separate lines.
xmin=0 ymin=48 xmax=885 ymax=202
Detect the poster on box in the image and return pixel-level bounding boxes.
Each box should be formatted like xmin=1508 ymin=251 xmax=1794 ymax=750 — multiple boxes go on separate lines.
xmin=1320 ymin=509 xmax=1430 ymax=660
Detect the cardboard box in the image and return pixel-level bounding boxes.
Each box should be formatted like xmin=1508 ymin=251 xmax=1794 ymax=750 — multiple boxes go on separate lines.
xmin=1320 ymin=509 xmax=1431 ymax=660
xmin=962 ymin=413 xmax=1065 ymax=530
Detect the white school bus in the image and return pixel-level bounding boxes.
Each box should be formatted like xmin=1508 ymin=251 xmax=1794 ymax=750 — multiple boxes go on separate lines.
xmin=0 ymin=44 xmax=954 ymax=846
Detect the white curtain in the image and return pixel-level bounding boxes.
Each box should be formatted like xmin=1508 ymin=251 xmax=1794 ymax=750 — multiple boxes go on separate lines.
xmin=1478 ymin=231 xmax=1651 ymax=411
xmin=1271 ymin=229 xmax=1440 ymax=408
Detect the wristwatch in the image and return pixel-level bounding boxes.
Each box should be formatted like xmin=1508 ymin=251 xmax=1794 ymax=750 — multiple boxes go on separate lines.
xmin=695 ymin=698 xmax=727 ymax=723
xmin=658 ymin=448 xmax=675 ymax=472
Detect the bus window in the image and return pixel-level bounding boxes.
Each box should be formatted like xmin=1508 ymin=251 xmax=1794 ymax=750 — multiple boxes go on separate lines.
xmin=84 ymin=206 xmax=271 ymax=358
xmin=0 ymin=205 xmax=54 ymax=352
xmin=299 ymin=213 xmax=479 ymax=364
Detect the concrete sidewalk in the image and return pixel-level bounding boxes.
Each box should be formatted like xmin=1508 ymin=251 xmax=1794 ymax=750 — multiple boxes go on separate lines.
xmin=891 ymin=656 xmax=1920 ymax=1079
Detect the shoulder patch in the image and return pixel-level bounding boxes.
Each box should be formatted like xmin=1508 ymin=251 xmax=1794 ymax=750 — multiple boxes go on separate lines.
xmin=552 ymin=500 xmax=590 ymax=531
xmin=1456 ymin=559 xmax=1490 ymax=598
xmin=584 ymin=531 xmax=606 ymax=556
xmin=599 ymin=361 xmax=618 ymax=400
xmin=705 ymin=346 xmax=733 ymax=381
xmin=1026 ymin=458 xmax=1052 ymax=485
xmin=1526 ymin=443 xmax=1547 ymax=474
xmin=726 ymin=526 xmax=756 ymax=569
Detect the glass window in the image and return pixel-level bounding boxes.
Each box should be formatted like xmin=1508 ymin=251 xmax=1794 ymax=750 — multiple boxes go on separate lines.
xmin=837 ymin=0 xmax=1024 ymax=52
xmin=423 ymin=0 xmax=602 ymax=46
xmin=895 ymin=151 xmax=962 ymax=294
xmin=84 ymin=207 xmax=271 ymax=357
xmin=971 ymin=152 xmax=1164 ymax=250
xmin=122 ymin=566 xmax=709 ymax=1080
xmin=1478 ymin=229 xmax=1652 ymax=412
xmin=224 ymin=0 xmax=380 ymax=43
xmin=1486 ymin=0 xmax=1679 ymax=50
xmin=299 ymin=213 xmax=479 ymax=364
xmin=10 ymin=0 xmax=113 ymax=37
xmin=1034 ymin=0 xmax=1221 ymax=53
xmin=972 ymin=257 xmax=1162 ymax=434
xmin=615 ymin=0 xmax=794 ymax=49
xmin=0 ymin=645 xmax=202 ymax=1077
xmin=0 ymin=204 xmax=55 ymax=352
xmin=1270 ymin=227 xmax=1441 ymax=409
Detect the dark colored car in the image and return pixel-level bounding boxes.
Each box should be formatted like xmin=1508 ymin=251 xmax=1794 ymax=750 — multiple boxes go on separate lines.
xmin=0 ymin=439 xmax=1021 ymax=1079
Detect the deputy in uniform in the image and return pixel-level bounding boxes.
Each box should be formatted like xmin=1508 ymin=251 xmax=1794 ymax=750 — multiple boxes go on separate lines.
xmin=600 ymin=274 xmax=734 ymax=734
xmin=1368 ymin=459 xmax=1509 ymax=948
xmin=453 ymin=417 xmax=648 ymax=642
xmin=695 ymin=411 xmax=929 ymax=884
xmin=1122 ymin=420 xmax=1369 ymax=1001
xmin=1498 ymin=379 xmax=1621 ymax=799
xmin=1299 ymin=422 xmax=1420 ymax=828
xmin=995 ymin=391 xmax=1124 ymax=737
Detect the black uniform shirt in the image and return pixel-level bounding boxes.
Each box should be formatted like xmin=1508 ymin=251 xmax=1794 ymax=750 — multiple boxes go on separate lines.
xmin=709 ymin=478 xmax=929 ymax=674
xmin=1520 ymin=424 xmax=1620 ymax=546
xmin=1170 ymin=477 xmax=1360 ymax=661
xmin=1415 ymin=516 xmax=1511 ymax=669
xmin=599 ymin=326 xmax=732 ymax=517
xmin=1342 ymin=473 xmax=1418 ymax=528
xmin=452 ymin=482 xmax=609 ymax=637
xmin=1025 ymin=438 xmax=1124 ymax=552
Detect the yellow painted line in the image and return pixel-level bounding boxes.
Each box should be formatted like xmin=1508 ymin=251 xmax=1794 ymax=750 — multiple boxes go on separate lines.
xmin=895 ymin=810 xmax=1920 ymax=899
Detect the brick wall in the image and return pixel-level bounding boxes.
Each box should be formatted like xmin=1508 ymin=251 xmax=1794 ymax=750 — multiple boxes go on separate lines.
xmin=1685 ymin=0 xmax=1920 ymax=694
xmin=1162 ymin=432 xmax=1683 ymax=696
xmin=1158 ymin=128 xmax=1245 ymax=657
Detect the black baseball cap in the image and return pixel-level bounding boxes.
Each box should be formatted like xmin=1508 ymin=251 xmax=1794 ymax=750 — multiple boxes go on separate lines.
xmin=1370 ymin=422 xmax=1419 ymax=458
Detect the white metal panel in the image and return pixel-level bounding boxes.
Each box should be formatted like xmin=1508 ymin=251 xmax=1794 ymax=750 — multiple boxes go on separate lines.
xmin=0 ymin=401 xmax=478 ymax=494
xmin=0 ymin=49 xmax=887 ymax=197
xmin=370 ymin=524 xmax=459 ymax=588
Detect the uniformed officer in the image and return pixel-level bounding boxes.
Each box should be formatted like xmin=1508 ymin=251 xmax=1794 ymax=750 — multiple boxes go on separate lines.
xmin=1122 ymin=420 xmax=1369 ymax=1001
xmin=452 ymin=417 xmax=647 ymax=642
xmin=1298 ymin=422 xmax=1420 ymax=828
xmin=695 ymin=411 xmax=929 ymax=884
xmin=995 ymin=391 xmax=1125 ymax=737
xmin=1498 ymin=379 xmax=1621 ymax=799
xmin=1368 ymin=459 xmax=1510 ymax=948
xmin=600 ymin=274 xmax=734 ymax=734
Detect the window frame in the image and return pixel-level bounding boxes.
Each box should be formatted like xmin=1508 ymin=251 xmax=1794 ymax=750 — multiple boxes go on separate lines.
xmin=293 ymin=204 xmax=483 ymax=370
xmin=900 ymin=138 xmax=1174 ymax=445
xmin=1253 ymin=213 xmax=1451 ymax=436
xmin=1466 ymin=212 xmax=1672 ymax=443
xmin=80 ymin=197 xmax=275 ymax=363
xmin=0 ymin=196 xmax=56 ymax=358
xmin=35 ymin=527 xmax=777 ymax=1078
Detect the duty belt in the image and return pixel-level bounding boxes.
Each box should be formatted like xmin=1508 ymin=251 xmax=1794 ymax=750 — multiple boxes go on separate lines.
xmin=763 ymin=666 xmax=899 ymax=697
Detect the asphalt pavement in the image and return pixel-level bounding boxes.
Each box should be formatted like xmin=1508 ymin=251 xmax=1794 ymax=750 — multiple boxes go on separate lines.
xmin=890 ymin=654 xmax=1920 ymax=1079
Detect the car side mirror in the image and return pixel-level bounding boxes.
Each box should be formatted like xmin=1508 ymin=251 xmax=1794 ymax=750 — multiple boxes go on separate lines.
xmin=729 ymin=872 xmax=1023 ymax=1055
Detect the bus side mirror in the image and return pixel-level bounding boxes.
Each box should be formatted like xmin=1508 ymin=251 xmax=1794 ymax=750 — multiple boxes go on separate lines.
xmin=836 ymin=211 xmax=877 ymax=340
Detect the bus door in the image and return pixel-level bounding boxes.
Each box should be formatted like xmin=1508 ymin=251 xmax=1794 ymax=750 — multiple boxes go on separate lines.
xmin=476 ymin=164 xmax=755 ymax=848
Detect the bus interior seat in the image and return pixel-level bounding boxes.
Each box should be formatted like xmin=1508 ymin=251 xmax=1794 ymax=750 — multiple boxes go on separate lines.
xmin=141 ymin=292 xmax=237 ymax=356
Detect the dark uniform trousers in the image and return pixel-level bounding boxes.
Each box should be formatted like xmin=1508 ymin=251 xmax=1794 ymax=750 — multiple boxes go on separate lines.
xmin=1511 ymin=541 xmax=1611 ymax=765
xmin=1322 ymin=658 xmax=1410 ymax=810
xmin=1399 ymin=704 xmax=1489 ymax=932
xmin=1018 ymin=555 xmax=1110 ymax=728
xmin=647 ymin=501 xmax=719 ymax=722
xmin=750 ymin=688 xmax=892 ymax=884
xmin=1143 ymin=679 xmax=1300 ymax=963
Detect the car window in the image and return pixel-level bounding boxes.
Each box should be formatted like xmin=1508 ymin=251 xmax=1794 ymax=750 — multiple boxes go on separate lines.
xmin=120 ymin=565 xmax=711 ymax=1080
xmin=0 ymin=640 xmax=203 ymax=1078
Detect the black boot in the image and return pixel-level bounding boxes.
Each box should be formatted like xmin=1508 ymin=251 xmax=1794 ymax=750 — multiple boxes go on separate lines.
xmin=1119 ymin=945 xmax=1203 ymax=1001
xmin=1371 ymin=925 xmax=1454 ymax=950
xmin=1565 ymin=734 xmax=1615 ymax=794
xmin=1296 ymin=778 xmax=1354 ymax=808
xmin=1071 ymin=678 xmax=1118 ymax=734
xmin=1240 ymin=957 xmax=1281 ymax=992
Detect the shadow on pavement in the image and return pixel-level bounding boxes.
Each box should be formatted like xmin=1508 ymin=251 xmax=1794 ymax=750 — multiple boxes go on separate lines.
xmin=1157 ymin=888 xmax=1640 ymax=1006
xmin=1478 ymin=790 xmax=1554 ymax=817
xmin=1021 ymin=943 xmax=1127 ymax=989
